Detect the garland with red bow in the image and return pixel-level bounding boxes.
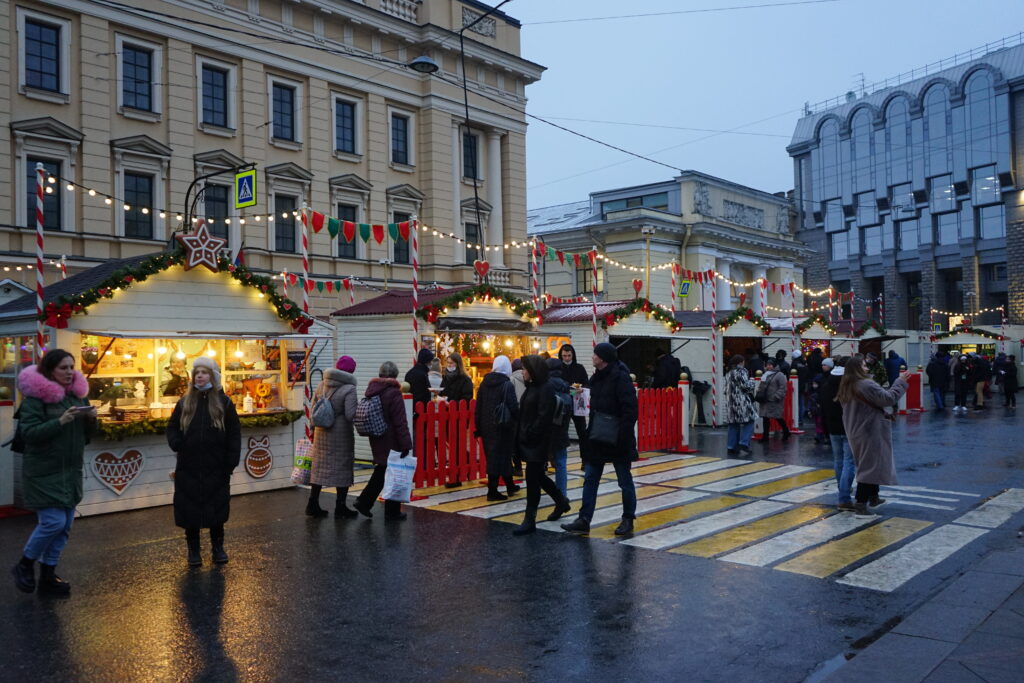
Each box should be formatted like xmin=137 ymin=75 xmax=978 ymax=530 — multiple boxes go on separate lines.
xmin=852 ymin=319 xmax=887 ymax=338
xmin=930 ymin=325 xmax=1005 ymax=342
xmin=415 ymin=284 xmax=539 ymax=324
xmin=600 ymin=298 xmax=681 ymax=333
xmin=714 ymin=306 xmax=773 ymax=335
xmin=795 ymin=314 xmax=838 ymax=336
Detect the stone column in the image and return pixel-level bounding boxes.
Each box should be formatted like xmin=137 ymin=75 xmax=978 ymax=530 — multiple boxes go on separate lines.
xmin=752 ymin=264 xmax=768 ymax=316
xmin=716 ymin=258 xmax=732 ymax=310
xmin=486 ymin=130 xmax=504 ymax=267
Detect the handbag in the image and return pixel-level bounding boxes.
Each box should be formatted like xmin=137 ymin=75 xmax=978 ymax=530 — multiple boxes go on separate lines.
xmin=290 ymin=437 xmax=313 ymax=485
xmin=494 ymin=381 xmax=514 ymax=425
xmin=588 ymin=411 xmax=620 ymax=446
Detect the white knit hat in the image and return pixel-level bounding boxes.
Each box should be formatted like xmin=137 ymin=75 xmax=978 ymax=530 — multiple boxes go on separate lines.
xmin=192 ymin=356 xmax=222 ymax=390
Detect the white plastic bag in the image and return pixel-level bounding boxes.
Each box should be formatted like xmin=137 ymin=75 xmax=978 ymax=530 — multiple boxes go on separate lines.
xmin=381 ymin=450 xmax=417 ymax=502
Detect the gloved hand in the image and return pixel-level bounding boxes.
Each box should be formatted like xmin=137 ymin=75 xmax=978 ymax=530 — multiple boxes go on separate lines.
xmin=400 ymin=450 xmax=410 ymax=458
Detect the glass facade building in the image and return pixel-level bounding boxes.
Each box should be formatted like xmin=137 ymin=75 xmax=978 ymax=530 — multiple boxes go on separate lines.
xmin=788 ymin=42 xmax=1024 ymax=328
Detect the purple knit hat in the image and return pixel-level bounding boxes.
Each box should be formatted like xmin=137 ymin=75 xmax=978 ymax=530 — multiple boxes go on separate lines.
xmin=336 ymin=356 xmax=357 ymax=373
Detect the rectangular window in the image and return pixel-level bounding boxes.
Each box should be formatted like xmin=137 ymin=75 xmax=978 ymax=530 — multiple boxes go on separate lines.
xmin=122 ymin=45 xmax=153 ymax=111
xmin=392 ymin=212 xmax=410 ymax=264
xmin=935 ymin=212 xmax=959 ymax=245
xmin=202 ymin=65 xmax=229 ymax=128
xmin=978 ymin=204 xmax=1005 ymax=239
xmin=336 ymin=204 xmax=357 ymax=258
xmin=891 ymin=183 xmax=915 ymax=220
xmin=272 ymin=83 xmax=296 ymax=141
xmin=823 ymin=199 xmax=844 ymax=233
xmin=204 ymin=184 xmax=230 ymax=239
xmin=862 ymin=225 xmax=881 ymax=256
xmin=26 ymin=159 xmax=61 ymax=230
xmin=601 ymin=192 xmax=669 ymax=216
xmin=881 ymin=215 xmax=894 ymax=251
xmin=463 ymin=132 xmax=479 ymax=180
xmin=576 ymin=265 xmax=604 ymax=295
xmin=830 ymin=231 xmax=849 ymax=261
xmin=391 ymin=114 xmax=409 ymax=165
xmin=929 ymin=175 xmax=955 ymax=214
xmin=856 ymin=192 xmax=878 ymax=226
xmin=25 ymin=19 xmax=60 ymax=92
xmin=898 ymin=219 xmax=919 ymax=251
xmin=335 ymin=99 xmax=356 ymax=154
xmin=971 ymin=165 xmax=999 ymax=206
xmin=274 ymin=195 xmax=296 ymax=252
xmin=989 ymin=264 xmax=1007 ymax=281
xmin=464 ymin=222 xmax=480 ymax=264
xmin=124 ymin=172 xmax=154 ymax=239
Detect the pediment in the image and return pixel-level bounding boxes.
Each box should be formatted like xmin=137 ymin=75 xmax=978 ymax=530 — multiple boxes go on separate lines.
xmin=460 ymin=196 xmax=493 ymax=212
xmin=11 ymin=116 xmax=84 ymax=142
xmin=386 ymin=183 xmax=425 ymax=201
xmin=193 ymin=148 xmax=247 ymax=170
xmin=110 ymin=135 xmax=172 ymax=157
xmin=265 ymin=162 xmax=314 ymax=182
xmin=329 ymin=173 xmax=372 ymax=192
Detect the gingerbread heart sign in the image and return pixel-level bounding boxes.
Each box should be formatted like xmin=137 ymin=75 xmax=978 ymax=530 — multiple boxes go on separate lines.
xmin=92 ymin=448 xmax=145 ymax=495
xmin=245 ymin=436 xmax=273 ymax=479
xmin=473 ymin=260 xmax=490 ymax=281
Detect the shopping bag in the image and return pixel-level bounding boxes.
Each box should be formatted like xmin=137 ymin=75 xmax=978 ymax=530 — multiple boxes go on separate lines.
xmin=572 ymin=387 xmax=590 ymax=417
xmin=381 ymin=450 xmax=418 ymax=502
xmin=290 ymin=437 xmax=313 ymax=485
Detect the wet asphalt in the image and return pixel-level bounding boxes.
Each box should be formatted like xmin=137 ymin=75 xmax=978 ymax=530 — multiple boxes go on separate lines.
xmin=1 ymin=405 xmax=1022 ymax=682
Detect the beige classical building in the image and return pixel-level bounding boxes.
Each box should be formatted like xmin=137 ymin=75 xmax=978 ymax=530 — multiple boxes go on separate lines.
xmin=0 ymin=0 xmax=543 ymax=315
xmin=527 ymin=172 xmax=809 ymax=315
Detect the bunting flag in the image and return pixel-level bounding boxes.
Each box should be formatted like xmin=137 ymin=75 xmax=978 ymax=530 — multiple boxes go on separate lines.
xmin=316 ymin=281 xmax=325 ymax=293
xmin=358 ymin=223 xmax=371 ymax=243
xmin=327 ymin=217 xmax=340 ymax=238
xmin=538 ymin=242 xmax=547 ymax=258
xmin=388 ymin=223 xmax=400 ymax=242
xmin=343 ymin=221 xmax=356 ymax=243
xmin=310 ymin=211 xmax=326 ymax=233
xmin=372 ymin=224 xmax=385 ymax=244
xmin=557 ymin=250 xmax=566 ymax=265
xmin=325 ymin=281 xmax=334 ymax=293
xmin=398 ymin=221 xmax=411 ymax=241
xmin=588 ymin=250 xmax=597 ymax=264
xmin=572 ymin=253 xmax=582 ymax=268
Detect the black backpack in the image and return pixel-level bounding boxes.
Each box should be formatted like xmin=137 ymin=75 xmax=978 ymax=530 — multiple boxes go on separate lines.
xmin=3 ymin=407 xmax=25 ymax=454
xmin=552 ymin=388 xmax=572 ymax=426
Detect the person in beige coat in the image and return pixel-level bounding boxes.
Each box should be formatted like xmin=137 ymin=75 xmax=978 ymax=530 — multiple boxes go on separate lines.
xmin=837 ymin=355 xmax=909 ymax=517
xmin=306 ymin=357 xmax=358 ymax=519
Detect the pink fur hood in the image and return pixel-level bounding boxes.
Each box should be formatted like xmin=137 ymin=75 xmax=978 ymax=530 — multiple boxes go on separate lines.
xmin=17 ymin=364 xmax=89 ymax=403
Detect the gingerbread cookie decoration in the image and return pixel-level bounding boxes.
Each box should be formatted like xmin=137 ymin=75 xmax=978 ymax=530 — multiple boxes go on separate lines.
xmin=244 ymin=436 xmax=273 ymax=479
xmin=92 ymin=448 xmax=145 ymax=495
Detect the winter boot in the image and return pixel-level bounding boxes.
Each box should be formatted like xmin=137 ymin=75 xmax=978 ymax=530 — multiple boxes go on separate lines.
xmin=210 ymin=527 xmax=229 ymax=565
xmin=11 ymin=556 xmax=35 ymax=593
xmin=185 ymin=529 xmax=202 ymax=567
xmin=614 ymin=518 xmax=634 ymax=536
xmin=37 ymin=564 xmax=71 ymax=596
xmin=546 ymin=497 xmax=572 ymax=522
xmin=384 ymin=500 xmax=406 ymax=521
xmin=305 ymin=485 xmax=328 ymax=518
xmin=486 ymin=475 xmax=508 ymax=501
xmin=513 ymin=508 xmax=537 ymax=536
xmin=561 ymin=517 xmax=590 ymax=534
xmin=334 ymin=488 xmax=358 ymax=518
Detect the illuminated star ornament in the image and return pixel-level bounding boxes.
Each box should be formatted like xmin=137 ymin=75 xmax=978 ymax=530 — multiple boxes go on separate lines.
xmin=175 ymin=223 xmax=227 ymax=273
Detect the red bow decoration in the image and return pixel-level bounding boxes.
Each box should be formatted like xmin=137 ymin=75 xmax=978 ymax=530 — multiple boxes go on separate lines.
xmin=44 ymin=302 xmax=74 ymax=329
xmin=739 ymin=292 xmax=747 ymax=306
xmin=604 ymin=313 xmax=616 ymax=326
xmin=291 ymin=316 xmax=314 ymax=334
xmin=744 ymin=309 xmax=754 ymax=321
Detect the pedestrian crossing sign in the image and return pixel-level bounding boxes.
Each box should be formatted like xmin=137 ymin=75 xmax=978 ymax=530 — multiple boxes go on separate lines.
xmin=234 ymin=169 xmax=257 ymax=209
xmin=678 ymin=279 xmax=691 ymax=298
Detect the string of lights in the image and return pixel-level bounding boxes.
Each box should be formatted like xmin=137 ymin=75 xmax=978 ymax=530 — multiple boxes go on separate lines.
xmin=930 ymin=306 xmax=1005 ymax=317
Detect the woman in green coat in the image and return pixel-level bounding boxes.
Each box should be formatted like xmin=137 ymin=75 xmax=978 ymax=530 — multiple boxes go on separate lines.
xmin=11 ymin=349 xmax=94 ymax=596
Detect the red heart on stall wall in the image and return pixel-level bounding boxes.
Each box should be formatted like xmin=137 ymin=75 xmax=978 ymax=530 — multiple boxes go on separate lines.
xmin=632 ymin=279 xmax=643 ymax=295
xmin=474 ymin=260 xmax=490 ymax=279
xmin=92 ymin=449 xmax=145 ymax=495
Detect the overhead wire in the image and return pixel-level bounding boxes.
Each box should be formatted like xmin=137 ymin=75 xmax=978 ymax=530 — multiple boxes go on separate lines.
xmin=523 ymin=0 xmax=840 ymax=25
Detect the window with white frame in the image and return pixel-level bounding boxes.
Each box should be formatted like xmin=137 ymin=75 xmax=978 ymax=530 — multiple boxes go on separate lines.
xmin=113 ymin=148 xmax=168 ymax=240
xmin=274 ymin=195 xmax=298 ymax=253
xmin=17 ymin=8 xmax=71 ymax=102
xmin=123 ymin=172 xmax=154 ymax=239
xmin=115 ymin=34 xmax=163 ymax=118
xmin=26 ymin=158 xmax=62 ymax=230
xmin=388 ymin=107 xmax=415 ymax=167
xmin=462 ymin=131 xmax=480 ymax=180
xmin=12 ymin=122 xmax=81 ymax=234
xmin=333 ymin=95 xmax=361 ymax=156
xmin=197 ymin=56 xmax=237 ymax=132
xmin=330 ymin=176 xmax=369 ymax=260
xmin=392 ymin=212 xmax=411 ymax=264
xmin=203 ymin=184 xmax=230 ymax=239
xmin=336 ymin=204 xmax=358 ymax=259
xmin=268 ymin=75 xmax=303 ymax=145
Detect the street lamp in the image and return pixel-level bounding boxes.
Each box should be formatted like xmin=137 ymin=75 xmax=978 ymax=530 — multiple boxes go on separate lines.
xmin=408 ymin=55 xmax=439 ymax=74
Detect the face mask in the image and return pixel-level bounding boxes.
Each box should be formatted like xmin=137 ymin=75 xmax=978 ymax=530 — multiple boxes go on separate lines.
xmin=445 ymin=366 xmax=457 ymax=375
xmin=195 ymin=382 xmax=213 ymax=391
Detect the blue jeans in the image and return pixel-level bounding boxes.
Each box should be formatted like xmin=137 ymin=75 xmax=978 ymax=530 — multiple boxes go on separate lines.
xmin=579 ymin=459 xmax=636 ymax=521
xmin=23 ymin=507 xmax=76 ymax=565
xmin=828 ymin=435 xmax=856 ymax=504
xmin=551 ymin=447 xmax=568 ymax=496
xmin=726 ymin=421 xmax=756 ymax=450
xmin=932 ymin=387 xmax=945 ymax=409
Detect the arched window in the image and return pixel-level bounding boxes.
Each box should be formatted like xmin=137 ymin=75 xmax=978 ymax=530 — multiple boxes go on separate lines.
xmin=816 ymin=119 xmax=840 ymax=200
xmin=965 ymin=71 xmax=995 ymax=165
xmin=885 ymin=97 xmax=911 ymax=185
xmin=923 ymin=85 xmax=950 ymax=176
xmin=851 ymin=110 xmax=873 ymax=192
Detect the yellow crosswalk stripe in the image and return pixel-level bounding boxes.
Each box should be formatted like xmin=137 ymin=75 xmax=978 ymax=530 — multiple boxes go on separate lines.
xmin=491 ymin=485 xmax=673 ymax=523
xmin=588 ymin=495 xmax=747 ymax=539
xmin=630 ymin=456 xmax=718 ymax=476
xmin=732 ymin=469 xmax=835 ymax=498
xmin=430 ymin=477 xmax=586 ymax=513
xmin=657 ymin=462 xmax=781 ymax=489
xmin=414 ymin=480 xmax=487 ymax=497
xmin=775 ymin=517 xmax=932 ymax=578
xmin=668 ymin=506 xmax=834 ymax=557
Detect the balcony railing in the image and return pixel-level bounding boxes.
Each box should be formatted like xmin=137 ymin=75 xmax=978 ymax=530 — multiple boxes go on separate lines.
xmin=380 ymin=0 xmax=419 ymax=22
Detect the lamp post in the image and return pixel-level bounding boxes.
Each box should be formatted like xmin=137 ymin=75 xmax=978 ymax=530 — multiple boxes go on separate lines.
xmin=641 ymin=225 xmax=655 ymax=305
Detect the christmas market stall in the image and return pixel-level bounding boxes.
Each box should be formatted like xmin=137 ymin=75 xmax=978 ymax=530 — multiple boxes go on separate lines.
xmin=0 ymin=243 xmax=329 ymax=515
xmin=929 ymin=324 xmax=1008 ymax=357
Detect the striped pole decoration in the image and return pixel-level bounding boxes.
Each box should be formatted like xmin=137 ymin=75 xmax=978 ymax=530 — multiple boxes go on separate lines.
xmin=591 ymin=248 xmax=598 ymax=348
xmin=281 ymin=268 xmax=289 ymax=298
xmin=411 ymin=218 xmax=420 ymax=361
xmin=670 ymin=263 xmax=678 ymax=318
xmin=344 ymin=278 xmax=356 ymax=307
xmin=828 ymin=287 xmax=834 ymax=326
xmin=709 ymin=272 xmax=717 ymax=428
xmin=35 ymin=163 xmax=46 ymax=363
xmin=530 ymin=242 xmax=539 ymax=312
xmin=300 ymin=204 xmax=312 ymax=441
xmin=878 ymin=293 xmax=885 ymax=327
xmin=789 ymin=282 xmax=797 ymax=353
xmin=59 ymin=254 xmax=68 ymax=280
xmin=759 ymin=277 xmax=767 ymax=319
xmin=1000 ymin=306 xmax=1007 ymax=355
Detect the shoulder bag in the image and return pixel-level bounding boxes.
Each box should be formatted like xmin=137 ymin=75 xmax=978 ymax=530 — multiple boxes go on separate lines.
xmin=589 ymin=411 xmax=620 ymax=446
xmin=494 ymin=381 xmax=514 ymax=426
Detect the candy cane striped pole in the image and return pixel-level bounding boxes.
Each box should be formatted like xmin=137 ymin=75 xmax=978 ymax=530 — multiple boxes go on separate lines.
xmin=346 ymin=278 xmax=356 ymax=307
xmin=670 ymin=263 xmax=677 ymax=318
xmin=878 ymin=293 xmax=885 ymax=328
xmin=300 ymin=204 xmax=312 ymax=441
xmin=35 ymin=163 xmax=46 ymax=363
xmin=281 ymin=268 xmax=289 ymax=298
xmin=828 ymin=287 xmax=834 ymax=326
xmin=59 ymin=254 xmax=67 ymax=280
xmin=1000 ymin=306 xmax=1007 ymax=355
xmin=530 ymin=242 xmax=539 ymax=312
xmin=759 ymin=277 xmax=766 ymax=319
xmin=930 ymin=307 xmax=936 ymax=357
xmin=790 ymin=282 xmax=797 ymax=353
xmin=591 ymin=249 xmax=598 ymax=348
xmin=709 ymin=274 xmax=718 ymax=428
xmin=411 ymin=219 xmax=420 ymax=361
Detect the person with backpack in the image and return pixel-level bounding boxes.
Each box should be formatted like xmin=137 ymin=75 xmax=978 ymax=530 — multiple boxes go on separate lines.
xmin=546 ymin=357 xmax=574 ymax=497
xmin=166 ymin=357 xmax=242 ymax=567
xmin=757 ymin=358 xmax=790 ymax=442
xmin=562 ymin=343 xmax=639 ymax=536
xmin=441 ymin=352 xmax=473 ymax=403
xmin=404 ymin=348 xmax=434 ymax=410
xmin=474 ymin=355 xmax=520 ymax=501
xmin=511 ymin=355 xmax=571 ymax=536
xmin=305 ymin=356 xmax=358 ymax=519
xmin=10 ymin=349 xmax=94 ymax=596
xmin=884 ymin=350 xmax=907 ymax=388
xmin=970 ymin=352 xmax=991 ymax=411
xmin=354 ymin=361 xmax=413 ymax=521
xmin=1002 ymin=355 xmax=1018 ymax=408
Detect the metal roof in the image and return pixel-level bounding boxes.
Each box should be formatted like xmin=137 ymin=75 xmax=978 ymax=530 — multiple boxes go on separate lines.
xmin=331 ymin=287 xmax=472 ymax=317
xmin=526 ymin=200 xmax=595 ymax=235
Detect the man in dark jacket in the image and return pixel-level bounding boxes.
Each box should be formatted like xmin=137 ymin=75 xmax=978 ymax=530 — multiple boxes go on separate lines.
xmin=774 ymin=350 xmax=791 ymax=377
xmin=745 ymin=348 xmax=764 ymax=375
xmin=651 ymin=349 xmax=682 ymax=389
xmin=559 ymin=344 xmax=590 ymax=463
xmin=562 ymin=342 xmax=639 ymax=537
xmin=884 ymin=350 xmax=907 ymax=388
xmin=404 ymin=347 xmax=434 ymax=409
xmin=546 ymin=357 xmax=573 ymax=497
xmin=926 ymin=352 xmax=950 ymax=410
xmin=818 ymin=357 xmax=856 ymax=510
xmin=970 ymin=353 xmax=991 ymax=410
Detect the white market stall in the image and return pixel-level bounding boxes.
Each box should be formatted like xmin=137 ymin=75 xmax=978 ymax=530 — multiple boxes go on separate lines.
xmin=0 ymin=248 xmax=330 ymax=515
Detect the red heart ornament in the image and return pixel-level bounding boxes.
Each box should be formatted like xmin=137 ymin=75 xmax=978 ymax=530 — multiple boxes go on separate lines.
xmin=632 ymin=279 xmax=643 ymax=295
xmin=92 ymin=448 xmax=145 ymax=495
xmin=474 ymin=260 xmax=490 ymax=279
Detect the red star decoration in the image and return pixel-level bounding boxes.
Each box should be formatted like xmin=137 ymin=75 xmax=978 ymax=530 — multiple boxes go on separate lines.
xmin=175 ymin=223 xmax=227 ymax=273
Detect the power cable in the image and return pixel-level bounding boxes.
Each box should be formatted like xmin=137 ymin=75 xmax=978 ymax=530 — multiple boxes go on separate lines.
xmin=523 ymin=0 xmax=840 ymax=25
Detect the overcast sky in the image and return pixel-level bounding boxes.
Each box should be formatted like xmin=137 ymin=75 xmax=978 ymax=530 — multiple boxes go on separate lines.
xmin=510 ymin=0 xmax=1024 ymax=209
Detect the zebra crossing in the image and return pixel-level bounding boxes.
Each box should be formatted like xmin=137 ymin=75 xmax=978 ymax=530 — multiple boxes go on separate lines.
xmin=397 ymin=451 xmax=1024 ymax=593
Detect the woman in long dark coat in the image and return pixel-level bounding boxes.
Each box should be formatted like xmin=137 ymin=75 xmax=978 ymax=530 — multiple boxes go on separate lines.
xmin=354 ymin=361 xmax=413 ymax=521
xmin=166 ymin=357 xmax=241 ymax=567
xmin=474 ymin=355 xmax=520 ymax=500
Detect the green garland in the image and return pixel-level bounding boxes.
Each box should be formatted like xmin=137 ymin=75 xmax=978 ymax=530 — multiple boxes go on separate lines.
xmin=853 ymin=319 xmax=887 ymax=338
xmin=96 ymin=410 xmax=304 ymax=441
xmin=714 ymin=306 xmax=772 ymax=335
xmin=795 ymin=314 xmax=837 ymax=336
xmin=930 ymin=325 xmax=1005 ymax=342
xmin=600 ymin=298 xmax=681 ymax=333
xmin=416 ymin=284 xmax=538 ymax=323
xmin=40 ymin=248 xmax=310 ymax=328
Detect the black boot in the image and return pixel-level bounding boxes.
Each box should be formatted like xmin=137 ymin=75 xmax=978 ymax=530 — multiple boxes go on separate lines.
xmin=210 ymin=527 xmax=228 ymax=565
xmin=11 ymin=556 xmax=35 ymax=593
xmin=37 ymin=564 xmax=70 ymax=596
xmin=185 ymin=529 xmax=202 ymax=567
xmin=614 ymin=518 xmax=634 ymax=536
xmin=305 ymin=485 xmax=328 ymax=517
xmin=546 ymin=496 xmax=572 ymax=522
xmin=335 ymin=487 xmax=358 ymax=518
xmin=353 ymin=498 xmax=374 ymax=518
xmin=561 ymin=517 xmax=590 ymax=534
xmin=487 ymin=475 xmax=508 ymax=501
xmin=513 ymin=508 xmax=537 ymax=536
xmin=384 ymin=500 xmax=406 ymax=521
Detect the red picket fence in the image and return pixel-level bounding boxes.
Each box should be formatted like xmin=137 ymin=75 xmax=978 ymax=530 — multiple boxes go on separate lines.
xmin=412 ymin=400 xmax=488 ymax=489
xmin=637 ymin=387 xmax=682 ymax=452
